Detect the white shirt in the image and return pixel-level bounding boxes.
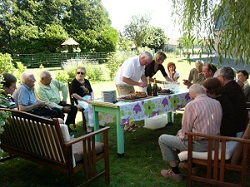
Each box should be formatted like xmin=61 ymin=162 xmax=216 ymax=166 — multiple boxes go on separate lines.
xmin=115 ymin=56 xmax=145 ymax=85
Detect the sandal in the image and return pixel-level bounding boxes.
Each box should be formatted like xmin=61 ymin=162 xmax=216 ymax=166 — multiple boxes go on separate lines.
xmin=129 ymin=122 xmax=141 ymax=128
xmin=124 ymin=126 xmax=136 ymax=133
xmin=133 ymin=124 xmax=141 ymax=128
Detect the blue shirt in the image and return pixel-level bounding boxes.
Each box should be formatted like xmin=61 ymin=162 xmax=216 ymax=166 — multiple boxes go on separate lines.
xmin=13 ymin=83 xmax=38 ymax=107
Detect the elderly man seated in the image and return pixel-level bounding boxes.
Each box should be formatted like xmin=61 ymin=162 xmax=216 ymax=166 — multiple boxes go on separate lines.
xmin=12 ymin=71 xmax=64 ymax=120
xmin=36 ymin=70 xmax=77 ymax=132
xmin=158 ymin=84 xmax=222 ymax=181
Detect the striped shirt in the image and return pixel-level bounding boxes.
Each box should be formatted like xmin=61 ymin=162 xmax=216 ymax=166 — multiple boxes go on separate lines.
xmin=180 ymin=94 xmax=222 ymax=139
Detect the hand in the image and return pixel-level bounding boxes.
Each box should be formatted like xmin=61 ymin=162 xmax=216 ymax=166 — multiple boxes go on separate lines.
xmin=60 ymin=101 xmax=66 ymax=105
xmin=183 ymin=79 xmax=192 ymax=88
xmin=63 ymin=106 xmax=71 ymax=113
xmin=138 ymin=81 xmax=147 ymax=88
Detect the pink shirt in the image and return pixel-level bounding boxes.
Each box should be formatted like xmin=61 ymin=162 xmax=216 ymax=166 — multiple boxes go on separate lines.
xmin=180 ymin=94 xmax=222 ymax=140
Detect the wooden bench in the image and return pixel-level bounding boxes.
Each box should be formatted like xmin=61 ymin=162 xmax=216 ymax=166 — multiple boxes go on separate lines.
xmin=0 ymin=108 xmax=110 ymax=187
xmin=178 ymin=129 xmax=250 ymax=187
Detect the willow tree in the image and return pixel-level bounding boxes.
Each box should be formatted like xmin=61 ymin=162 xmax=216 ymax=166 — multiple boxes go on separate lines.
xmin=172 ymin=0 xmax=250 ymax=65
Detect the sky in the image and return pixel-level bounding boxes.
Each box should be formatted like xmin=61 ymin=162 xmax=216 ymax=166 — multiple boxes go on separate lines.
xmin=101 ymin=0 xmax=181 ymax=38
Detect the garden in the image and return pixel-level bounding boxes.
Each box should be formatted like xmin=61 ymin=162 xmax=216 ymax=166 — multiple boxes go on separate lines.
xmin=0 ymin=52 xmax=250 ymax=187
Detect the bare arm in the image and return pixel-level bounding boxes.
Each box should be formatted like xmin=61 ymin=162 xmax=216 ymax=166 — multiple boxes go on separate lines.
xmin=122 ymin=77 xmax=147 ymax=88
xmin=19 ymin=101 xmax=45 ymax=112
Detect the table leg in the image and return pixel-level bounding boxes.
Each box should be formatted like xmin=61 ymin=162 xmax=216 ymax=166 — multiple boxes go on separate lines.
xmin=93 ymin=106 xmax=101 ymax=142
xmin=116 ymin=113 xmax=124 ymax=156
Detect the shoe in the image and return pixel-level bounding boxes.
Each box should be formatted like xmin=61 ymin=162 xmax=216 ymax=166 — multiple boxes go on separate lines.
xmin=87 ymin=126 xmax=93 ymax=133
xmin=179 ymin=162 xmax=198 ymax=174
xmin=68 ymin=126 xmax=76 ymax=132
xmin=161 ymin=169 xmax=183 ymax=182
xmin=124 ymin=126 xmax=136 ymax=133
xmin=99 ymin=125 xmax=105 ymax=128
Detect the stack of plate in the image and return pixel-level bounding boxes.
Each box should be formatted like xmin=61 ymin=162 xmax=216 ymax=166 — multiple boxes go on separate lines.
xmin=101 ymin=90 xmax=117 ymax=103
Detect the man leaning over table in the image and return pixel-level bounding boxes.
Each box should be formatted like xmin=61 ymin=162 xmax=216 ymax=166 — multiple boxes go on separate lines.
xmin=158 ymin=84 xmax=222 ymax=181
xmin=114 ymin=51 xmax=153 ymax=132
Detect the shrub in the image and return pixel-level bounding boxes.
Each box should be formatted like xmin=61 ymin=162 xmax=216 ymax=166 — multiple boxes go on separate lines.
xmin=106 ymin=51 xmax=134 ymax=80
xmin=0 ymin=53 xmax=15 ymax=74
xmin=61 ymin=58 xmax=109 ymax=81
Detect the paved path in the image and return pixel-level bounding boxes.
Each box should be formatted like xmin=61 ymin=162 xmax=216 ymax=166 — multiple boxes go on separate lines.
xmin=190 ymin=55 xmax=250 ymax=71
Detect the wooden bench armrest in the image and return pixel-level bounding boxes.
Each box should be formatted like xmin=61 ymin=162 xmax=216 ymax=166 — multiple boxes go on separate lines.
xmin=65 ymin=127 xmax=110 ymax=146
xmin=185 ymin=132 xmax=250 ymax=143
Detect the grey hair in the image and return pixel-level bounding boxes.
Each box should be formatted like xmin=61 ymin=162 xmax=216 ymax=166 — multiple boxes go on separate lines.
xmin=195 ymin=60 xmax=204 ymax=65
xmin=189 ymin=84 xmax=205 ymax=95
xmin=219 ymin=67 xmax=234 ymax=80
xmin=141 ymin=51 xmax=153 ymax=60
xmin=40 ymin=70 xmax=51 ymax=79
xmin=21 ymin=71 xmax=34 ymax=83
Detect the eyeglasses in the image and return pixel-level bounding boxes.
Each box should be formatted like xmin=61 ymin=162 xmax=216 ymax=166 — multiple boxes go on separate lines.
xmin=77 ymin=72 xmax=85 ymax=75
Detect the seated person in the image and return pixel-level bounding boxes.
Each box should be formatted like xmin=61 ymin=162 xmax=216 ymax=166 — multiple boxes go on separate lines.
xmin=159 ymin=84 xmax=222 ymax=181
xmin=36 ymin=70 xmax=77 ymax=132
xmin=167 ymin=62 xmax=179 ymax=82
xmin=237 ymin=70 xmax=250 ymax=100
xmin=187 ymin=60 xmax=205 ymax=84
xmin=0 ymin=73 xmax=18 ymax=109
xmin=12 ymin=71 xmax=64 ymax=120
xmin=203 ymin=77 xmax=237 ymax=137
xmin=70 ymin=67 xmax=94 ymax=132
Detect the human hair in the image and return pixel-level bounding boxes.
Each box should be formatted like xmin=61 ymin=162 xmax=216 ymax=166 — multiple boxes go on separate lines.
xmin=2 ymin=73 xmax=17 ymax=88
xmin=189 ymin=84 xmax=205 ymax=96
xmin=167 ymin=62 xmax=176 ymax=71
xmin=40 ymin=70 xmax=51 ymax=79
xmin=76 ymin=67 xmax=86 ymax=74
xmin=202 ymin=77 xmax=224 ymax=95
xmin=219 ymin=67 xmax=234 ymax=80
xmin=155 ymin=52 xmax=167 ymax=62
xmin=237 ymin=70 xmax=249 ymax=79
xmin=204 ymin=63 xmax=217 ymax=74
xmin=141 ymin=51 xmax=153 ymax=60
xmin=21 ymin=71 xmax=34 ymax=83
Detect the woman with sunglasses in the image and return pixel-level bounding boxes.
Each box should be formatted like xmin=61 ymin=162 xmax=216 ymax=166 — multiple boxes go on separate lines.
xmin=71 ymin=67 xmax=94 ymax=132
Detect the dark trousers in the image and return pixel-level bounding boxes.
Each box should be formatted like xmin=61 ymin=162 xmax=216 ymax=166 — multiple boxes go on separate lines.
xmin=59 ymin=102 xmax=77 ymax=125
xmin=29 ymin=107 xmax=64 ymax=119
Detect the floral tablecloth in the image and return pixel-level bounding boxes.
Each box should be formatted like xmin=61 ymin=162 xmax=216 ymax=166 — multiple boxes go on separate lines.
xmin=89 ymin=88 xmax=191 ymax=126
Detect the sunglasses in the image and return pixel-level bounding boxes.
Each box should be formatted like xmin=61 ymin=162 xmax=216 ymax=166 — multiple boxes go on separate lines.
xmin=77 ymin=72 xmax=85 ymax=75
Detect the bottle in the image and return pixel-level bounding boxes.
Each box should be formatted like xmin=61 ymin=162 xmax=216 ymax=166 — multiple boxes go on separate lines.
xmin=153 ymin=78 xmax=158 ymax=96
xmin=147 ymin=77 xmax=152 ymax=96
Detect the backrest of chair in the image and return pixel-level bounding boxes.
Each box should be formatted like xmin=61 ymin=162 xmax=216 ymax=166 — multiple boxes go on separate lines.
xmin=0 ymin=108 xmax=67 ymax=164
xmin=186 ymin=132 xmax=250 ymax=187
xmin=67 ymin=81 xmax=75 ymax=105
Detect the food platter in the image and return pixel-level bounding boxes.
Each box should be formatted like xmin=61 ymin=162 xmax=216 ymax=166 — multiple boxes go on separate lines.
xmin=158 ymin=89 xmax=174 ymax=95
xmin=117 ymin=91 xmax=148 ymax=101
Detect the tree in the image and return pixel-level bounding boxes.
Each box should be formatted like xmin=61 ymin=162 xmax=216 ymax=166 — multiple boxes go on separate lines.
xmin=0 ymin=0 xmax=118 ymax=54
xmin=172 ymin=0 xmax=250 ymax=64
xmin=142 ymin=26 xmax=168 ymax=51
xmin=123 ymin=14 xmax=151 ymax=48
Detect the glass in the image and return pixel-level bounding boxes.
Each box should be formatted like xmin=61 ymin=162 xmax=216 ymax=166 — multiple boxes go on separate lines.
xmin=77 ymin=72 xmax=85 ymax=75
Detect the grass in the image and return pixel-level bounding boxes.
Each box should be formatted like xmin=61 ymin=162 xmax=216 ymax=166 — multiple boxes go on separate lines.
xmin=0 ymin=113 xmax=184 ymax=187
xmin=1 ymin=57 xmax=249 ymax=186
xmin=1 ymin=112 xmax=249 ymax=187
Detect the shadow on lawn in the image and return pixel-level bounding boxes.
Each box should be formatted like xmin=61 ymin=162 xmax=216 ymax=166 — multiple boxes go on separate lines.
xmin=0 ymin=113 xmax=249 ymax=187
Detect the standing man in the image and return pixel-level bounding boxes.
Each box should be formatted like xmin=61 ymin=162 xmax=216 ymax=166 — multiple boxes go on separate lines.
xmin=115 ymin=51 xmax=153 ymax=132
xmin=217 ymin=67 xmax=247 ymax=133
xmin=12 ymin=71 xmax=64 ymax=120
xmin=159 ymin=84 xmax=222 ymax=181
xmin=36 ymin=70 xmax=77 ymax=132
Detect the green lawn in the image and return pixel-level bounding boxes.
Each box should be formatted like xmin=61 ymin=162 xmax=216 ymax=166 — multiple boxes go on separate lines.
xmin=1 ymin=57 xmax=249 ymax=186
